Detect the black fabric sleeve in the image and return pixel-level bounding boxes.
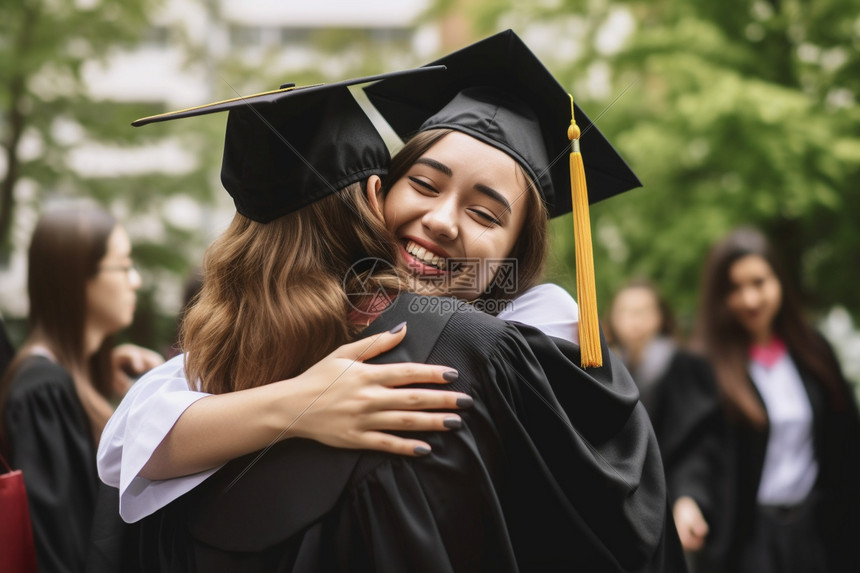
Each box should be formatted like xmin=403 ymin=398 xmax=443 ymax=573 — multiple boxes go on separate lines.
xmin=4 ymin=359 xmax=98 ymax=573
xmin=655 ymin=352 xmax=727 ymax=522
xmin=493 ymin=321 xmax=686 ymax=572
xmin=0 ymin=318 xmax=15 ymax=377
xmin=815 ymin=336 xmax=860 ymax=571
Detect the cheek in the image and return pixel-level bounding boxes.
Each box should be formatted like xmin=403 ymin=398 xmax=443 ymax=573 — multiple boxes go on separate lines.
xmin=767 ymin=282 xmax=783 ymax=310
xmin=726 ymin=292 xmax=744 ymax=316
xmin=382 ymin=193 xmax=409 ymax=232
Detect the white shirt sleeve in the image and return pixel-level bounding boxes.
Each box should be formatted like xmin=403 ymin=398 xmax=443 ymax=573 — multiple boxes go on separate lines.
xmin=97 ymin=354 xmax=217 ymax=523
xmin=497 ymin=283 xmax=580 ymax=344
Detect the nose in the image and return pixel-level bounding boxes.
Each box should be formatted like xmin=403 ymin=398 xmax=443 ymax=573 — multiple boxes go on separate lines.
xmin=421 ymin=198 xmax=459 ymax=241
xmin=739 ymin=285 xmax=760 ymax=309
xmin=129 ymin=267 xmax=142 ymax=290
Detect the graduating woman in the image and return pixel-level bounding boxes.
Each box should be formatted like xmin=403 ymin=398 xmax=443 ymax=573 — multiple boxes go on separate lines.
xmin=97 ymin=30 xmax=606 ymax=524
xmin=691 ymin=227 xmax=860 ymax=573
xmin=0 ymin=206 xmax=142 ymax=572
xmin=106 ymin=32 xmax=684 ymax=572
xmin=608 ymin=280 xmax=725 ymax=559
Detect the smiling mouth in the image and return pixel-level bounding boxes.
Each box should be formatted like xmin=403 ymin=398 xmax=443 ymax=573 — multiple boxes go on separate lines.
xmin=404 ymin=240 xmax=448 ymax=271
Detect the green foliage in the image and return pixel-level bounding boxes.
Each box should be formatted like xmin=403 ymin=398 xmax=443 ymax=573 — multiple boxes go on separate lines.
xmin=433 ymin=0 xmax=860 ymax=331
xmin=0 ymin=0 xmax=217 ymax=353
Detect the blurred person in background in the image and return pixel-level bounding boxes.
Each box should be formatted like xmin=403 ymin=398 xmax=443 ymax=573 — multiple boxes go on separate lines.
xmin=608 ymin=279 xmax=725 ymax=568
xmin=0 ymin=205 xmax=157 ymax=573
xmin=691 ymin=226 xmax=860 ymax=573
xmin=0 ymin=314 xmax=14 ymax=377
xmin=164 ymin=267 xmax=203 ymax=359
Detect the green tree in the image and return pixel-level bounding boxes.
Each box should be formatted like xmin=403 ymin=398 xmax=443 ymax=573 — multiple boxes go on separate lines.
xmin=0 ymin=0 xmax=223 ymax=349
xmin=428 ymin=0 xmax=860 ymax=329
xmin=0 ymin=0 xmax=165 ymax=258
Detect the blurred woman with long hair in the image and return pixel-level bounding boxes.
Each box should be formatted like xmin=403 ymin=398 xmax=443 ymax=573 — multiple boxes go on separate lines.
xmin=0 ymin=205 xmax=140 ymax=572
xmin=691 ymin=226 xmax=860 ymax=572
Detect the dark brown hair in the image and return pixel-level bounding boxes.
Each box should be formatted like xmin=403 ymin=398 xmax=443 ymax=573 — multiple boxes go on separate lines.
xmin=691 ymin=227 xmax=850 ymax=427
xmin=1 ymin=206 xmax=117 ymax=450
xmin=183 ymin=183 xmax=408 ymax=394
xmin=381 ymin=129 xmax=548 ymax=315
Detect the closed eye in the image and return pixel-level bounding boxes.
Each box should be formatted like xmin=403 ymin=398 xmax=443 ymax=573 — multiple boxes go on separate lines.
xmin=470 ymin=209 xmax=501 ymax=226
xmin=408 ymin=176 xmax=438 ymax=194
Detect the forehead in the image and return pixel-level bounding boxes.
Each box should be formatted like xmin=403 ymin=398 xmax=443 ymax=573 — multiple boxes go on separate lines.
xmin=104 ymin=225 xmax=130 ymax=257
xmin=423 ymin=132 xmax=523 ymax=174
xmin=729 ymin=254 xmax=773 ymax=280
xmin=614 ymin=287 xmax=658 ymax=310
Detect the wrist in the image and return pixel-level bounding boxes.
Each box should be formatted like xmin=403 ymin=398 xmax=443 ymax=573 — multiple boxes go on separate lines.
xmin=262 ymin=377 xmax=310 ymax=442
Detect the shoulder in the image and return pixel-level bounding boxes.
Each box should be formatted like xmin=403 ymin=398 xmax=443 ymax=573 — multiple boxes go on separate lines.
xmin=6 ymin=355 xmax=74 ymax=402
xmin=444 ymin=301 xmax=515 ymax=346
xmin=498 ymin=283 xmax=579 ymax=343
xmin=670 ymin=348 xmax=717 ymax=378
xmin=500 ymin=283 xmax=578 ymax=319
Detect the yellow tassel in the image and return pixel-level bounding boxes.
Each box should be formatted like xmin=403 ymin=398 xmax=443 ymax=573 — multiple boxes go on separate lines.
xmin=568 ymin=95 xmax=602 ymax=368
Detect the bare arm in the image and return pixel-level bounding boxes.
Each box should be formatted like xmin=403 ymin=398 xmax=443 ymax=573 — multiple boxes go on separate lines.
xmin=139 ymin=324 xmax=469 ymax=480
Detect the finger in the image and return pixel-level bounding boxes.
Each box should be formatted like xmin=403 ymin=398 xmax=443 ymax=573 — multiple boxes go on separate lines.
xmin=129 ymin=353 xmax=145 ymax=373
xmin=357 ymin=431 xmax=433 ymax=457
xmin=686 ymin=534 xmax=705 ymax=552
xmin=361 ymin=411 xmax=463 ymax=433
xmin=677 ymin=529 xmax=698 ymax=552
xmin=334 ymin=322 xmax=407 ymax=361
xmin=374 ymin=388 xmax=473 ymax=411
xmin=142 ymin=349 xmax=165 ymax=369
xmin=361 ymin=363 xmax=459 ymax=388
xmin=693 ymin=519 xmax=709 ymax=537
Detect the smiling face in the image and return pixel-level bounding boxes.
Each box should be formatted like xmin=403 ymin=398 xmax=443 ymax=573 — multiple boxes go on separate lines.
xmin=381 ymin=131 xmax=531 ymax=302
xmin=726 ymin=254 xmax=783 ymax=344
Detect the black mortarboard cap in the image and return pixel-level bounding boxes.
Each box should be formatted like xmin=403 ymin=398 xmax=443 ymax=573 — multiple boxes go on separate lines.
xmin=132 ymin=67 xmax=445 ymax=223
xmin=364 ymin=29 xmax=640 ymax=218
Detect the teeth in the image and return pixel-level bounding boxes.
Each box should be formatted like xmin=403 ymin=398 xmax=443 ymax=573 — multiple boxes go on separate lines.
xmin=405 ymin=240 xmax=447 ymax=270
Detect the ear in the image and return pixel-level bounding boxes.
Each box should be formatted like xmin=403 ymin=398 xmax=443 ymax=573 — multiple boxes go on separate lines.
xmin=365 ymin=175 xmax=384 ymax=220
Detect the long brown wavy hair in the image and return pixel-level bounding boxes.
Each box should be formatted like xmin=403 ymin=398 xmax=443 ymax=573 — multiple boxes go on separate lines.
xmin=0 ymin=206 xmax=117 ymax=451
xmin=182 ymin=182 xmax=407 ymax=395
xmin=381 ymin=129 xmax=548 ymax=314
xmin=691 ymin=227 xmax=850 ymax=428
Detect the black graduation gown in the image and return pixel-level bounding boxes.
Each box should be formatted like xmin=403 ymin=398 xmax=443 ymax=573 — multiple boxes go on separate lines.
xmin=133 ymin=293 xmax=687 ymax=572
xmin=697 ymin=339 xmax=860 ymax=573
xmin=632 ymin=348 xmax=726 ymax=528
xmin=0 ymin=317 xmax=15 ymax=377
xmin=3 ymin=355 xmax=100 ymax=573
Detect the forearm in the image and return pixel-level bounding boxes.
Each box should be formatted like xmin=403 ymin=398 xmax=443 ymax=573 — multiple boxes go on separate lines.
xmin=139 ymin=380 xmax=301 ymax=480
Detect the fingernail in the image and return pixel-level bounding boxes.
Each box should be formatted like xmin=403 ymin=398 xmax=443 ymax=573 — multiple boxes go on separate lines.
xmin=389 ymin=321 xmax=407 ymax=334
xmin=414 ymin=445 xmax=431 ymax=456
xmin=442 ymin=370 xmax=459 ymax=382
xmin=456 ymin=395 xmax=474 ymax=408
xmin=443 ymin=417 xmax=462 ymax=429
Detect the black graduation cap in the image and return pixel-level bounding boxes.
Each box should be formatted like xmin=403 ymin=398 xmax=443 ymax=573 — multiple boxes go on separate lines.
xmin=132 ymin=67 xmax=445 ymax=223
xmin=363 ymin=29 xmax=641 ymax=218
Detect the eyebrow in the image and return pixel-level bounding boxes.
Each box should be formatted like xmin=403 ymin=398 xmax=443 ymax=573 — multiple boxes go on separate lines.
xmin=474 ymin=183 xmax=511 ymax=212
xmin=414 ymin=157 xmax=452 ymax=177
xmin=414 ymin=157 xmax=512 ymax=213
